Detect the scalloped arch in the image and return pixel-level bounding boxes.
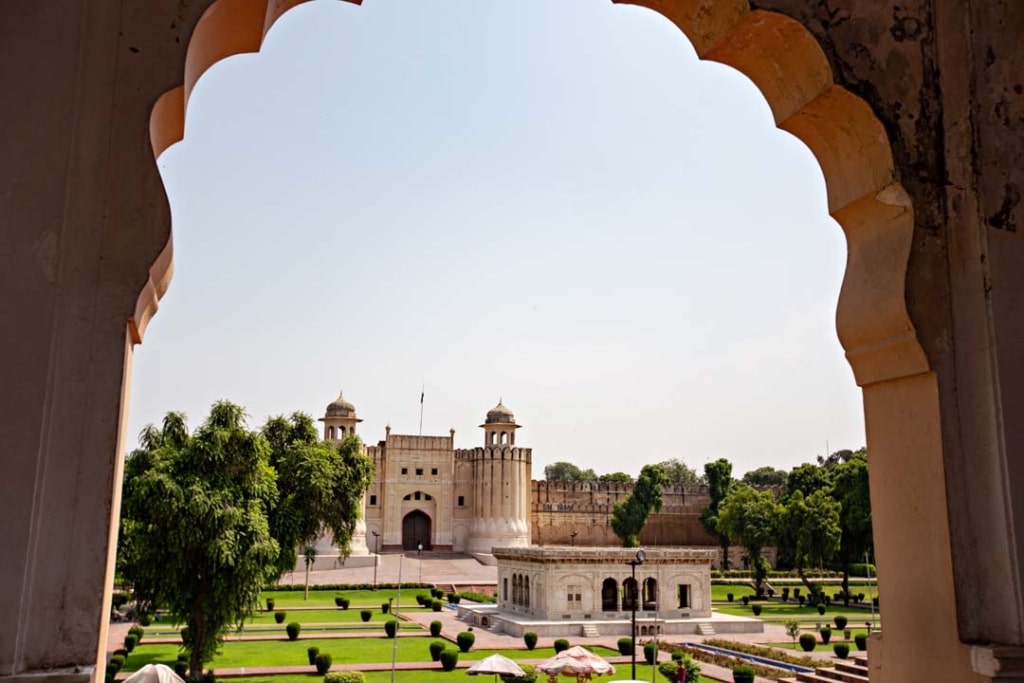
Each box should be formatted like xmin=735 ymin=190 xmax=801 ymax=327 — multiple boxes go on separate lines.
xmin=142 ymin=0 xmax=928 ymax=386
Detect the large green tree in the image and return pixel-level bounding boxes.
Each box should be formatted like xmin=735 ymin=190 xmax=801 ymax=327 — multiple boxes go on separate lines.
xmin=741 ymin=466 xmax=788 ymax=489
xmin=610 ymin=464 xmax=668 ymax=547
xmin=699 ymin=458 xmax=734 ymax=569
xmin=118 ymin=402 xmax=373 ymax=679
xmin=598 ymin=471 xmax=634 ymax=484
xmin=656 ymin=458 xmax=701 ymax=486
xmin=785 ymin=462 xmax=833 ymax=500
xmin=717 ymin=483 xmax=778 ymax=595
xmin=830 ymin=450 xmax=872 ymax=603
xmin=777 ymin=489 xmax=842 ymax=598
xmin=544 ymin=461 xmax=597 ymax=481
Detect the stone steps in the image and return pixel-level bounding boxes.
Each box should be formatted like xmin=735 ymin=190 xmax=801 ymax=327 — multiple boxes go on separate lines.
xmin=696 ymin=622 xmax=716 ymax=636
xmin=779 ymin=655 xmax=869 ymax=683
xmin=580 ymin=624 xmax=601 ymax=638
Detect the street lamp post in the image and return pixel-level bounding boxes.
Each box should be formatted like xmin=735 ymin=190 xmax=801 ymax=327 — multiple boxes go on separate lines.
xmin=417 ymin=542 xmax=423 ymax=584
xmin=570 ymin=531 xmax=578 ymax=547
xmin=626 ymin=549 xmax=646 ymax=680
xmin=372 ymin=531 xmax=380 ymax=590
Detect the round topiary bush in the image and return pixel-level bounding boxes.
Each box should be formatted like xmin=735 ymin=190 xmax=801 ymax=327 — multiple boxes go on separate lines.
xmin=524 ymin=632 xmax=538 ymax=650
xmin=439 ymin=649 xmax=459 ymax=672
xmin=429 ymin=641 xmax=446 ymax=661
xmin=381 ymin=602 xmax=390 ymax=614
xmin=324 ymin=673 xmax=365 ymax=683
xmin=554 ymin=639 xmax=570 ymax=653
xmin=266 ymin=598 xmax=275 ymax=611
xmin=138 ymin=613 xmax=152 ymax=626
xmin=817 ymin=604 xmax=826 ymax=615
xmin=314 ymin=653 xmax=332 ymax=675
xmin=656 ymin=661 xmax=679 ymax=683
xmin=307 ymin=646 xmax=320 ymax=665
xmin=617 ymin=637 xmax=634 ymax=656
xmin=431 ymin=599 xmax=443 ymax=612
xmin=820 ymin=627 xmax=832 ymax=644
xmin=834 ymin=615 xmax=848 ymax=630
xmin=834 ymin=643 xmax=850 ymax=659
xmin=108 ymin=655 xmax=126 ymax=675
xmin=643 ymin=642 xmax=658 ymax=665
xmin=741 ymin=596 xmax=749 ymax=605
xmin=385 ymin=619 xmax=398 ymax=638
xmin=275 ymin=611 xmax=287 ymax=624
xmin=123 ymin=633 xmax=138 ymax=652
xmin=727 ymin=592 xmax=734 ymax=602
xmin=286 ymin=622 xmax=302 ymax=641
xmin=799 ymin=633 xmax=817 ymax=652
xmin=732 ymin=664 xmax=755 ymax=683
xmin=430 ymin=620 xmax=443 ymax=637
xmin=129 ymin=626 xmax=145 ymax=643
xmin=854 ymin=634 xmax=868 ymax=651
xmin=360 ymin=609 xmax=372 ymax=622
xmin=339 ymin=597 xmax=350 ymax=610
xmin=456 ymin=631 xmax=476 ymax=652
xmin=751 ymin=604 xmax=762 ymax=616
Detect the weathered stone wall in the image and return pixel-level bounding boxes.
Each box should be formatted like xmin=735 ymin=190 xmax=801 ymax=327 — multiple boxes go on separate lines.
xmin=530 ymin=480 xmax=718 ymax=547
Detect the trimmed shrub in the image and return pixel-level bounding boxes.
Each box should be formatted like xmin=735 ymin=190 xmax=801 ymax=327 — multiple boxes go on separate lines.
xmin=335 ymin=596 xmax=344 ymax=607
xmin=108 ymin=655 xmax=126 ymax=674
xmin=554 ymin=639 xmax=570 ymax=653
xmin=671 ymin=650 xmax=684 ymax=662
xmin=431 ymin=588 xmax=445 ymax=599
xmin=657 ymin=661 xmax=679 ymax=683
xmin=741 ymin=596 xmax=749 ymax=605
xmin=450 ymin=594 xmax=461 ymax=604
xmin=286 ymin=622 xmax=302 ymax=641
xmin=662 ymin=657 xmax=701 ymax=683
xmin=844 ymin=628 xmax=852 ymax=640
xmin=339 ymin=597 xmax=350 ymax=610
xmin=820 ymin=627 xmax=832 ymax=644
xmin=440 ymin=649 xmax=459 ymax=671
xmin=360 ymin=610 xmax=372 ymax=622
xmin=430 ymin=620 xmax=443 ymax=637
xmin=128 ymin=626 xmax=145 ymax=642
xmin=275 ymin=611 xmax=287 ymax=624
xmin=834 ymin=615 xmax=848 ymax=630
xmin=617 ymin=638 xmax=634 ymax=656
xmin=180 ymin=627 xmax=190 ymax=644
xmin=501 ymin=663 xmax=537 ymax=683
xmin=307 ymin=646 xmax=320 ymax=665
xmin=855 ymin=634 xmax=868 ymax=651
xmin=732 ymin=664 xmax=755 ymax=683
xmin=457 ymin=631 xmax=476 ymax=652
xmin=643 ymin=642 xmax=658 ymax=665
xmin=726 ymin=593 xmax=734 ymax=602
xmin=314 ymin=653 xmax=333 ymax=675
xmin=751 ymin=604 xmax=762 ymax=616
xmin=834 ymin=643 xmax=850 ymax=659
xmin=524 ymin=632 xmax=538 ymax=650
xmin=324 ymin=673 xmax=365 ymax=683
xmin=798 ymin=595 xmax=806 ymax=605
xmin=177 ymin=654 xmax=188 ymax=663
xmin=381 ymin=602 xmax=390 ymax=614
xmin=817 ymin=604 xmax=827 ymax=615
xmin=385 ymin=619 xmax=398 ymax=638
xmin=113 ymin=649 xmax=128 ymax=660
xmin=266 ymin=598 xmax=275 ymax=611
xmin=799 ymin=633 xmax=817 ymax=652
xmin=138 ymin=613 xmax=152 ymax=627
xmin=431 ymin=599 xmax=443 ymax=612
xmin=429 ymin=641 xmax=446 ymax=661
xmin=123 ymin=633 xmax=138 ymax=652
xmin=447 ymin=592 xmax=457 ymax=603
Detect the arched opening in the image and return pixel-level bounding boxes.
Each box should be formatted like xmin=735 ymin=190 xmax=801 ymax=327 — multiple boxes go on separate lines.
xmin=401 ymin=510 xmax=431 ymax=550
xmin=602 ymin=577 xmax=619 ymax=612
xmin=642 ymin=577 xmax=658 ymax=610
xmin=524 ymin=575 xmax=530 ymax=608
xmin=327 ymin=425 xmax=335 ymax=439
xmin=622 ymin=577 xmax=639 ymax=612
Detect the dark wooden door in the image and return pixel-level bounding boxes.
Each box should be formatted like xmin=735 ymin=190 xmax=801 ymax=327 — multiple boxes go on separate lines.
xmin=402 ymin=510 xmax=431 ymax=550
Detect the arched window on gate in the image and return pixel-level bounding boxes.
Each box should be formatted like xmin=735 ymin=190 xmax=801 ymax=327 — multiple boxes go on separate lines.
xmin=601 ymin=578 xmax=618 ymax=612
xmin=524 ymin=575 xmax=530 ymax=608
xmin=643 ymin=577 xmax=658 ymax=610
xmin=622 ymin=577 xmax=639 ymax=611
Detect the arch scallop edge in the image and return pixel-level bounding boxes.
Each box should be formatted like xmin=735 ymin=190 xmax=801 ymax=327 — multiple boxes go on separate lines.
xmin=142 ymin=0 xmax=927 ymax=386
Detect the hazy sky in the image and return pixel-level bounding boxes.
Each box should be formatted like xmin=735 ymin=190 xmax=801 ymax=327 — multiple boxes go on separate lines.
xmin=130 ymin=0 xmax=865 ymax=478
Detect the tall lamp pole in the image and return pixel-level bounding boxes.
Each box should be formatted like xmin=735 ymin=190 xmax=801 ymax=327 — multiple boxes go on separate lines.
xmin=417 ymin=542 xmax=423 ymax=584
xmin=372 ymin=531 xmax=380 ymax=591
xmin=626 ymin=549 xmax=646 ymax=680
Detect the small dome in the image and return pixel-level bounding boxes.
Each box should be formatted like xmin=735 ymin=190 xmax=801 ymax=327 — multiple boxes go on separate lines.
xmin=485 ymin=400 xmax=515 ymax=424
xmin=326 ymin=391 xmax=357 ymax=418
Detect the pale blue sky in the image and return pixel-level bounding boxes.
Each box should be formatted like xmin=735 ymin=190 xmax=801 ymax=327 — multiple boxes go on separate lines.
xmin=131 ymin=0 xmax=864 ymax=477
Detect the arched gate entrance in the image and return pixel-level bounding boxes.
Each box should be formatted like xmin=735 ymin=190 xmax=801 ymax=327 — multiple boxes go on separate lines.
xmin=402 ymin=510 xmax=432 ymax=550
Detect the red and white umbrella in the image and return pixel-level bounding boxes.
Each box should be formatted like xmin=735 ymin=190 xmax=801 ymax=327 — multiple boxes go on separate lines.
xmin=467 ymin=653 xmax=527 ymax=682
xmin=536 ymin=646 xmax=616 ymax=681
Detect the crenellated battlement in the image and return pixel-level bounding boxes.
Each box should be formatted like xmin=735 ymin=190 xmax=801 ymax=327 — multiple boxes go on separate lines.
xmin=455 ymin=446 xmax=533 ymax=463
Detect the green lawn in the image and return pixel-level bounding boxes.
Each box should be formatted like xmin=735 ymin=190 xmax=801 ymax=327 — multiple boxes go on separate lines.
xmin=710 ymin=583 xmax=877 ymax=603
xmin=245 ymin=609 xmax=428 ymax=625
xmin=769 ymin=639 xmax=869 ymax=653
xmin=122 ymin=639 xmax=619 ymax=672
xmin=714 ymin=602 xmax=880 ymax=625
xmin=262 ymin=590 xmax=440 ymax=610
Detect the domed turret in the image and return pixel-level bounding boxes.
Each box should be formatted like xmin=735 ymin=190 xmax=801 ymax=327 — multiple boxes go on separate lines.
xmin=480 ymin=399 xmax=521 ymax=446
xmin=319 ymin=390 xmax=363 ymax=441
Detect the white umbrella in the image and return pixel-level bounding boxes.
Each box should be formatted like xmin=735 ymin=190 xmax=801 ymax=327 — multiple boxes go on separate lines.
xmin=467 ymin=653 xmax=527 ymax=683
xmin=536 ymin=645 xmax=616 ymax=681
xmin=120 ymin=664 xmax=186 ymax=683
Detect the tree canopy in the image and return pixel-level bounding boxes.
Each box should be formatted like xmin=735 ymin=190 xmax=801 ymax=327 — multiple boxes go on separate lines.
xmin=610 ymin=464 xmax=668 ymax=547
xmin=777 ymin=489 xmax=841 ymax=596
xmin=544 ymin=461 xmax=597 ymax=481
xmin=656 ymin=458 xmax=702 ymax=486
xmin=598 ymin=471 xmax=634 ymax=484
xmin=785 ymin=462 xmax=833 ymax=500
xmin=830 ymin=450 xmax=872 ymax=601
xmin=699 ymin=458 xmax=734 ymax=569
xmin=118 ymin=402 xmax=373 ymax=678
xmin=741 ymin=466 xmax=788 ymax=489
xmin=717 ymin=483 xmax=778 ymax=594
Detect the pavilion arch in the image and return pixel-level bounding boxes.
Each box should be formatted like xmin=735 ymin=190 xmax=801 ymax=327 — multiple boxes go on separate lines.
xmin=131 ymin=1 xmax=972 ymax=682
